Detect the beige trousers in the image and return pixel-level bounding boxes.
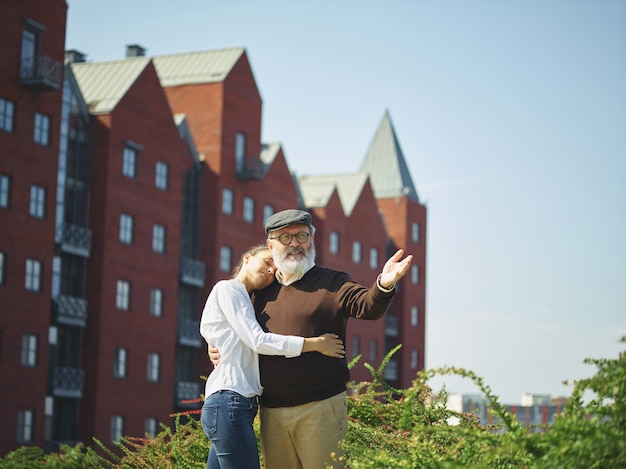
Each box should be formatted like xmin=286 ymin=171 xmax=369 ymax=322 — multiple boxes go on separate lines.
xmin=260 ymin=392 xmax=347 ymax=469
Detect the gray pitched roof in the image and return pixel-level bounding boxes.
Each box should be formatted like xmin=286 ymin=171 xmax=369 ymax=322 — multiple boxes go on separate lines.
xmin=70 ymin=57 xmax=151 ymax=114
xmin=360 ymin=110 xmax=419 ymax=202
xmin=298 ymin=173 xmax=369 ymax=216
xmin=152 ymin=48 xmax=245 ymax=87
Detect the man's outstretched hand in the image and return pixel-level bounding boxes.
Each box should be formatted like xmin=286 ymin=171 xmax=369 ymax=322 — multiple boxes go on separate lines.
xmin=379 ymin=249 xmax=413 ymax=289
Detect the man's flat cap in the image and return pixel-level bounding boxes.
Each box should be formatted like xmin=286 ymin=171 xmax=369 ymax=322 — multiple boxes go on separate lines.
xmin=265 ymin=209 xmax=312 ymax=234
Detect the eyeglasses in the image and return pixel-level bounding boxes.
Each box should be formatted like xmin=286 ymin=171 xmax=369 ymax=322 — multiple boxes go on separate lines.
xmin=269 ymin=232 xmax=311 ymax=245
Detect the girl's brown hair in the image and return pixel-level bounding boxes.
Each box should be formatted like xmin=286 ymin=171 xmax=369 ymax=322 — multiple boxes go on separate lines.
xmin=231 ymin=244 xmax=270 ymax=279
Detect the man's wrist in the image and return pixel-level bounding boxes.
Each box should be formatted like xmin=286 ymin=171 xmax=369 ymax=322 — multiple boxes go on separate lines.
xmin=377 ymin=274 xmax=395 ymax=293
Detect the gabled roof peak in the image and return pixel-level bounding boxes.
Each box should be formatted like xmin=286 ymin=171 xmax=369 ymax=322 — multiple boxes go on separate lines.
xmin=360 ymin=111 xmax=419 ymax=202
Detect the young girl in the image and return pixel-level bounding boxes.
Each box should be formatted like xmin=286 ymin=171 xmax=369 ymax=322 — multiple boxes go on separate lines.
xmin=199 ymin=245 xmax=344 ymax=469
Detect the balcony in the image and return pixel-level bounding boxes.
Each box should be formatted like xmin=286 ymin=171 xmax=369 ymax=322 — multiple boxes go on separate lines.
xmin=52 ymin=366 xmax=84 ymax=398
xmin=176 ymin=380 xmax=202 ymax=408
xmin=384 ymin=315 xmax=399 ymax=337
xmin=178 ymin=318 xmax=202 ymax=347
xmin=52 ymin=295 xmax=88 ymax=327
xmin=20 ymin=55 xmax=62 ymax=91
xmin=181 ymin=257 xmax=205 ymax=287
xmin=56 ymin=223 xmax=92 ymax=257
xmin=236 ymin=157 xmax=265 ymax=180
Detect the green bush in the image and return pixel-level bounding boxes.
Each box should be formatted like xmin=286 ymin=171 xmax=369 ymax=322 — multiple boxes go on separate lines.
xmin=2 ymin=337 xmax=624 ymax=468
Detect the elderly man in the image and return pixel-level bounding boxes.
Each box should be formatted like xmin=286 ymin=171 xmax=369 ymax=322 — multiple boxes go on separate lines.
xmin=212 ymin=209 xmax=412 ymax=469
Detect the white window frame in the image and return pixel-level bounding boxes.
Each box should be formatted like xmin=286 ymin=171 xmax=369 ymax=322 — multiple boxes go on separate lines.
xmin=0 ymin=174 xmax=10 ymax=208
xmin=222 ymin=188 xmax=233 ymax=215
xmin=17 ymin=410 xmax=34 ymax=444
xmin=412 ymin=222 xmax=420 ymax=243
xmin=119 ymin=214 xmax=133 ymax=244
xmin=34 ymin=112 xmax=50 ymax=146
xmin=145 ymin=418 xmax=158 ymax=438
xmin=25 ymin=259 xmax=42 ymax=292
xmin=21 ymin=334 xmax=37 ymax=367
xmin=29 ymin=185 xmax=45 ymax=218
xmin=220 ymin=246 xmax=232 ymax=273
xmin=369 ymin=339 xmax=377 ymax=362
xmin=411 ymin=349 xmax=419 ymax=369
xmin=351 ymin=335 xmax=360 ymax=359
xmin=0 ymin=97 xmax=15 ymax=133
xmin=329 ymin=231 xmax=339 ymax=255
xmin=110 ymin=415 xmax=124 ymax=443
xmin=147 ymin=353 xmax=160 ymax=382
xmin=235 ymin=132 xmax=246 ymax=172
xmin=114 ymin=348 xmax=127 ymax=378
xmin=411 ymin=306 xmax=419 ymax=326
xmin=263 ymin=204 xmax=274 ymax=224
xmin=116 ymin=280 xmax=130 ymax=310
xmin=122 ymin=146 xmax=138 ymax=178
xmin=243 ymin=196 xmax=254 ymax=223
xmin=155 ymin=161 xmax=168 ymax=190
xmin=411 ymin=265 xmax=419 ymax=284
xmin=152 ymin=224 xmax=165 ymax=253
xmin=352 ymin=241 xmax=362 ymax=264
xmin=150 ymin=288 xmax=163 ymax=318
xmin=369 ymin=248 xmax=378 ymax=269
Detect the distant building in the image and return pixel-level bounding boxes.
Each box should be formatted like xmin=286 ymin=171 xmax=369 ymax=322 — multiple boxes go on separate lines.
xmin=445 ymin=393 xmax=568 ymax=431
xmin=0 ymin=1 xmax=427 ymax=455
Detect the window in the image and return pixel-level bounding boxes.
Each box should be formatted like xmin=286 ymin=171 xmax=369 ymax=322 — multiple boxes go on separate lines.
xmin=152 ymin=224 xmax=165 ymax=253
xmin=220 ymin=246 xmax=232 ymax=273
xmin=155 ymin=161 xmax=168 ymax=190
xmin=369 ymin=248 xmax=378 ymax=269
xmin=150 ymin=288 xmax=163 ymax=318
xmin=119 ymin=214 xmax=133 ymax=244
xmin=0 ymin=174 xmax=10 ymax=208
xmin=411 ymin=349 xmax=419 ymax=369
xmin=147 ymin=353 xmax=160 ymax=382
xmin=21 ymin=334 xmax=37 ymax=367
xmin=411 ymin=265 xmax=419 ymax=284
xmin=235 ymin=132 xmax=246 ymax=172
xmin=122 ymin=146 xmax=137 ymax=178
xmin=369 ymin=339 xmax=377 ymax=362
xmin=0 ymin=252 xmax=5 ymax=285
xmin=114 ymin=348 xmax=127 ymax=378
xmin=412 ymin=222 xmax=420 ymax=243
xmin=116 ymin=280 xmax=130 ymax=310
xmin=33 ymin=112 xmax=50 ymax=146
xmin=222 ymin=188 xmax=233 ymax=215
xmin=17 ymin=410 xmax=34 ymax=444
xmin=25 ymin=259 xmax=42 ymax=292
xmin=0 ymin=98 xmax=15 ymax=133
xmin=329 ymin=232 xmax=339 ymax=255
xmin=351 ymin=335 xmax=360 ymax=359
xmin=243 ymin=197 xmax=254 ymax=223
xmin=352 ymin=241 xmax=361 ymax=264
xmin=145 ymin=418 xmax=157 ymax=438
xmin=263 ymin=204 xmax=274 ymax=224
xmin=110 ymin=416 xmax=124 ymax=443
xmin=29 ymin=185 xmax=45 ymax=218
xmin=411 ymin=306 xmax=419 ymax=326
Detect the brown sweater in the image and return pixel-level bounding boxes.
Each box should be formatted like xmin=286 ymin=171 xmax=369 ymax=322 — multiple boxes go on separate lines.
xmin=254 ymin=265 xmax=395 ymax=407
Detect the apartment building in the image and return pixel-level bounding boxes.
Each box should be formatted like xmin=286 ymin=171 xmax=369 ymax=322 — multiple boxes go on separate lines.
xmin=0 ymin=1 xmax=427 ymax=455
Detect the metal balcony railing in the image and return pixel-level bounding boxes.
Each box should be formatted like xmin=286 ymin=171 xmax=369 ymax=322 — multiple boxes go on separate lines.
xmin=56 ymin=223 xmax=92 ymax=257
xmin=236 ymin=157 xmax=265 ymax=180
xmin=176 ymin=380 xmax=202 ymax=407
xmin=180 ymin=257 xmax=205 ymax=287
xmin=52 ymin=366 xmax=84 ymax=398
xmin=178 ymin=318 xmax=202 ymax=347
xmin=52 ymin=294 xmax=88 ymax=327
xmin=20 ymin=55 xmax=62 ymax=91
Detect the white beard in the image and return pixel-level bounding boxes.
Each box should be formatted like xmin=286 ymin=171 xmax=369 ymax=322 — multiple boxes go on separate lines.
xmin=273 ymin=244 xmax=316 ymax=277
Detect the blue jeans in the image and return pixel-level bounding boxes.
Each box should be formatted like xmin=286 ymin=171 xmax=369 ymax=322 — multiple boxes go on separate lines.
xmin=201 ymin=390 xmax=260 ymax=469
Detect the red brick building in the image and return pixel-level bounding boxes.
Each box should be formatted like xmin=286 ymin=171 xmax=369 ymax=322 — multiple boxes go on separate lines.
xmin=0 ymin=1 xmax=427 ymax=456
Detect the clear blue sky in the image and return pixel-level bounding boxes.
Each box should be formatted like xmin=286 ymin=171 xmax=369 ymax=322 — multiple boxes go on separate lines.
xmin=65 ymin=0 xmax=626 ymax=404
